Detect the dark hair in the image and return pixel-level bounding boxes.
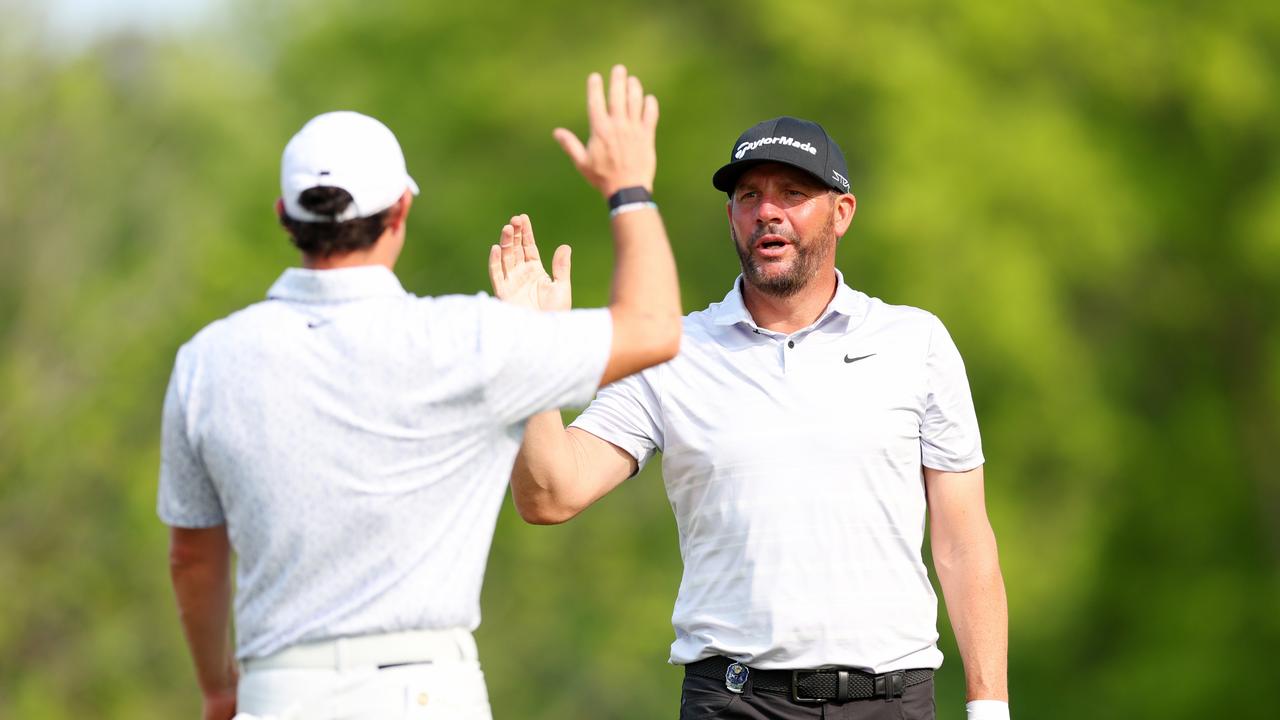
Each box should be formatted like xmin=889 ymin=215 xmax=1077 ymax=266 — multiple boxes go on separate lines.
xmin=280 ymin=186 xmax=393 ymax=257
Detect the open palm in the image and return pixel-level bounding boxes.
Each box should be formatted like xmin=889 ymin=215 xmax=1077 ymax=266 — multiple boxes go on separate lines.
xmin=488 ymin=214 xmax=572 ymax=312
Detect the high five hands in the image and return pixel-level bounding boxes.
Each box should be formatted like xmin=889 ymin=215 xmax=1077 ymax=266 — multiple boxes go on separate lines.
xmin=490 ymin=65 xmax=658 ymax=309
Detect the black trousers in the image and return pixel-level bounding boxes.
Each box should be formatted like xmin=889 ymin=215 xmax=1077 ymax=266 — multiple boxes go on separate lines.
xmin=679 ymin=671 xmax=935 ymax=720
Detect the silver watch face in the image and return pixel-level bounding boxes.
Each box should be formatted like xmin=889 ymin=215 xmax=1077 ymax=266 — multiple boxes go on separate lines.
xmin=725 ymin=662 xmax=749 ymax=694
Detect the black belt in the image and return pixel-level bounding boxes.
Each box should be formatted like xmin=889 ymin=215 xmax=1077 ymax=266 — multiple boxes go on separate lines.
xmin=685 ymin=656 xmax=933 ymax=704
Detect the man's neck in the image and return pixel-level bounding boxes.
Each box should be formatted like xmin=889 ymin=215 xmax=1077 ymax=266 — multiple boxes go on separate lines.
xmin=741 ymin=268 xmax=839 ymax=334
xmin=303 ymin=231 xmax=399 ymax=271
xmin=303 ymin=250 xmax=392 ymax=271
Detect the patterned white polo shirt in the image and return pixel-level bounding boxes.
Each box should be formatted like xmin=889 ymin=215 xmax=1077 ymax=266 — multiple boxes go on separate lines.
xmin=158 ymin=265 xmax=611 ymax=661
xmin=571 ymin=271 xmax=983 ymax=673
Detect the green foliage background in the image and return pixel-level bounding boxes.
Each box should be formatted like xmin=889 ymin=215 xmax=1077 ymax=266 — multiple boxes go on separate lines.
xmin=2 ymin=0 xmax=1278 ymax=717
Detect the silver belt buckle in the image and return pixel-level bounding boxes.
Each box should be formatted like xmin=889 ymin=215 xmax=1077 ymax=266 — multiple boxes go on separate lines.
xmin=724 ymin=662 xmax=749 ymax=693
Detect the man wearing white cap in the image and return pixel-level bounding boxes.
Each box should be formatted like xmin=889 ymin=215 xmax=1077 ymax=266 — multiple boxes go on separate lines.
xmin=500 ymin=116 xmax=1008 ymax=719
xmin=159 ymin=65 xmax=679 ymax=719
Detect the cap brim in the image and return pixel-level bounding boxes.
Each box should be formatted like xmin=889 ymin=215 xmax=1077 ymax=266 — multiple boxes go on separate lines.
xmin=712 ymin=158 xmax=836 ymax=193
xmin=712 ymin=159 xmax=770 ymax=193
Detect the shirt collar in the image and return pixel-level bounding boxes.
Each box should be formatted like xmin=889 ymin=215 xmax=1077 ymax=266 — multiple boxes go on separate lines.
xmin=267 ymin=265 xmax=408 ymax=303
xmin=709 ymin=269 xmax=868 ymax=329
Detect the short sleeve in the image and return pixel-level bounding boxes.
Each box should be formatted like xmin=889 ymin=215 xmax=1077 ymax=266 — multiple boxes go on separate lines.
xmin=569 ymin=369 xmax=664 ymax=474
xmin=157 ymin=345 xmax=225 ymax=527
xmin=920 ymin=315 xmax=985 ymax=472
xmin=478 ymin=301 xmax=613 ymax=426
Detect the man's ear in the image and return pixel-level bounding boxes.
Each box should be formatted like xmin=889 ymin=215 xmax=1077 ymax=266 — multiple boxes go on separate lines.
xmin=833 ymin=193 xmax=856 ymax=237
xmin=388 ymin=189 xmax=414 ymax=230
xmin=275 ymin=198 xmax=287 ymax=224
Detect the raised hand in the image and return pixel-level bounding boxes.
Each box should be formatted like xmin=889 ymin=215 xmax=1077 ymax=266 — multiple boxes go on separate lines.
xmin=553 ymin=64 xmax=660 ymax=198
xmin=488 ymin=214 xmax=572 ymax=312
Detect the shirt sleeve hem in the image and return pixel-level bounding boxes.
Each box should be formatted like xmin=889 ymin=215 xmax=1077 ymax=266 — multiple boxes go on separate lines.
xmin=157 ymin=509 xmax=227 ymax=528
xmin=921 ymin=452 xmax=985 ymax=473
xmin=569 ymin=416 xmax=651 ymax=474
xmin=560 ymin=308 xmax=614 ymax=409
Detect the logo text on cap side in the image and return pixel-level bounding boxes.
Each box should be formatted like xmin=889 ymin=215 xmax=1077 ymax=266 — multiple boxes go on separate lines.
xmin=734 ymin=136 xmax=818 ymax=160
xmin=832 ymin=170 xmax=850 ymax=189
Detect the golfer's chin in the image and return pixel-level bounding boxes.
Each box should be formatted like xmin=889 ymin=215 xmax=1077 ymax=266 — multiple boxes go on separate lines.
xmin=743 ymin=262 xmax=805 ymax=295
xmin=747 ymin=257 xmax=798 ymax=280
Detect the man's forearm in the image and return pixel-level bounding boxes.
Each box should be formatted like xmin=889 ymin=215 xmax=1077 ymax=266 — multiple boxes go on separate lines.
xmin=603 ymin=206 xmax=681 ymax=385
xmin=935 ymin=536 xmax=1009 ymax=702
xmin=513 ymin=413 xmax=637 ymax=524
xmin=170 ymin=528 xmax=237 ymax=697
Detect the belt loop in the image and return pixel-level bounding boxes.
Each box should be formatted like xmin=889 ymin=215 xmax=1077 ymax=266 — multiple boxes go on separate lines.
xmin=836 ymin=670 xmax=850 ymax=703
xmin=888 ymin=671 xmax=904 ymax=701
xmin=873 ymin=671 xmax=906 ymax=701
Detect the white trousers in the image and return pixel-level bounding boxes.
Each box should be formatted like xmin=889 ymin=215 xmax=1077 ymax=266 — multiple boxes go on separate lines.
xmin=234 ymin=629 xmax=492 ymax=720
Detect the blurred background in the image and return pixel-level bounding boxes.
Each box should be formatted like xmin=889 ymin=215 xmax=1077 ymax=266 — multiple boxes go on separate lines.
xmin=1 ymin=0 xmax=1277 ymax=717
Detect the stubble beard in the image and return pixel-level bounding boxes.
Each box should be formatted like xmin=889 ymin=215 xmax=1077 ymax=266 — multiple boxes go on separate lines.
xmin=731 ymin=211 xmax=837 ymax=299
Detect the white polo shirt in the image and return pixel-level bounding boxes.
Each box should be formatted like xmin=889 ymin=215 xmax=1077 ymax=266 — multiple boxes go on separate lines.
xmin=158 ymin=265 xmax=611 ymax=661
xmin=571 ymin=272 xmax=983 ymax=672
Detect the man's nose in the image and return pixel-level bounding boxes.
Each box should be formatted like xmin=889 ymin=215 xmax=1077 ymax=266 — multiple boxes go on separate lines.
xmin=754 ymin=195 xmax=784 ymax=224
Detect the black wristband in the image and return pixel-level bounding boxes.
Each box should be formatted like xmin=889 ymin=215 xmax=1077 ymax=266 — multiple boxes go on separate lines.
xmin=607 ymin=186 xmax=653 ymax=210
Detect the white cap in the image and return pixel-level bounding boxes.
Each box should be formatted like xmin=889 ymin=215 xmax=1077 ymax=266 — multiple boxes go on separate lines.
xmin=280 ymin=111 xmax=420 ymax=222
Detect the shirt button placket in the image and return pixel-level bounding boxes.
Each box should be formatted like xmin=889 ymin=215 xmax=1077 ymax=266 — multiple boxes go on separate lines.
xmin=781 ymin=337 xmax=796 ymax=372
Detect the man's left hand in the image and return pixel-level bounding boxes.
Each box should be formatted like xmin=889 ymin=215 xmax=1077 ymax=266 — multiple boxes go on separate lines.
xmin=488 ymin=214 xmax=572 ymax=312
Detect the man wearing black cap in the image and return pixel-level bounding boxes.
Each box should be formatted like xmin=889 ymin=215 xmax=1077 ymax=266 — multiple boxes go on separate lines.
xmin=497 ymin=117 xmax=1010 ymax=719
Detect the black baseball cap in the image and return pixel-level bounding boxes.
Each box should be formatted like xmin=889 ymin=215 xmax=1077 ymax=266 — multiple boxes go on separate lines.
xmin=711 ymin=116 xmax=850 ymax=194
